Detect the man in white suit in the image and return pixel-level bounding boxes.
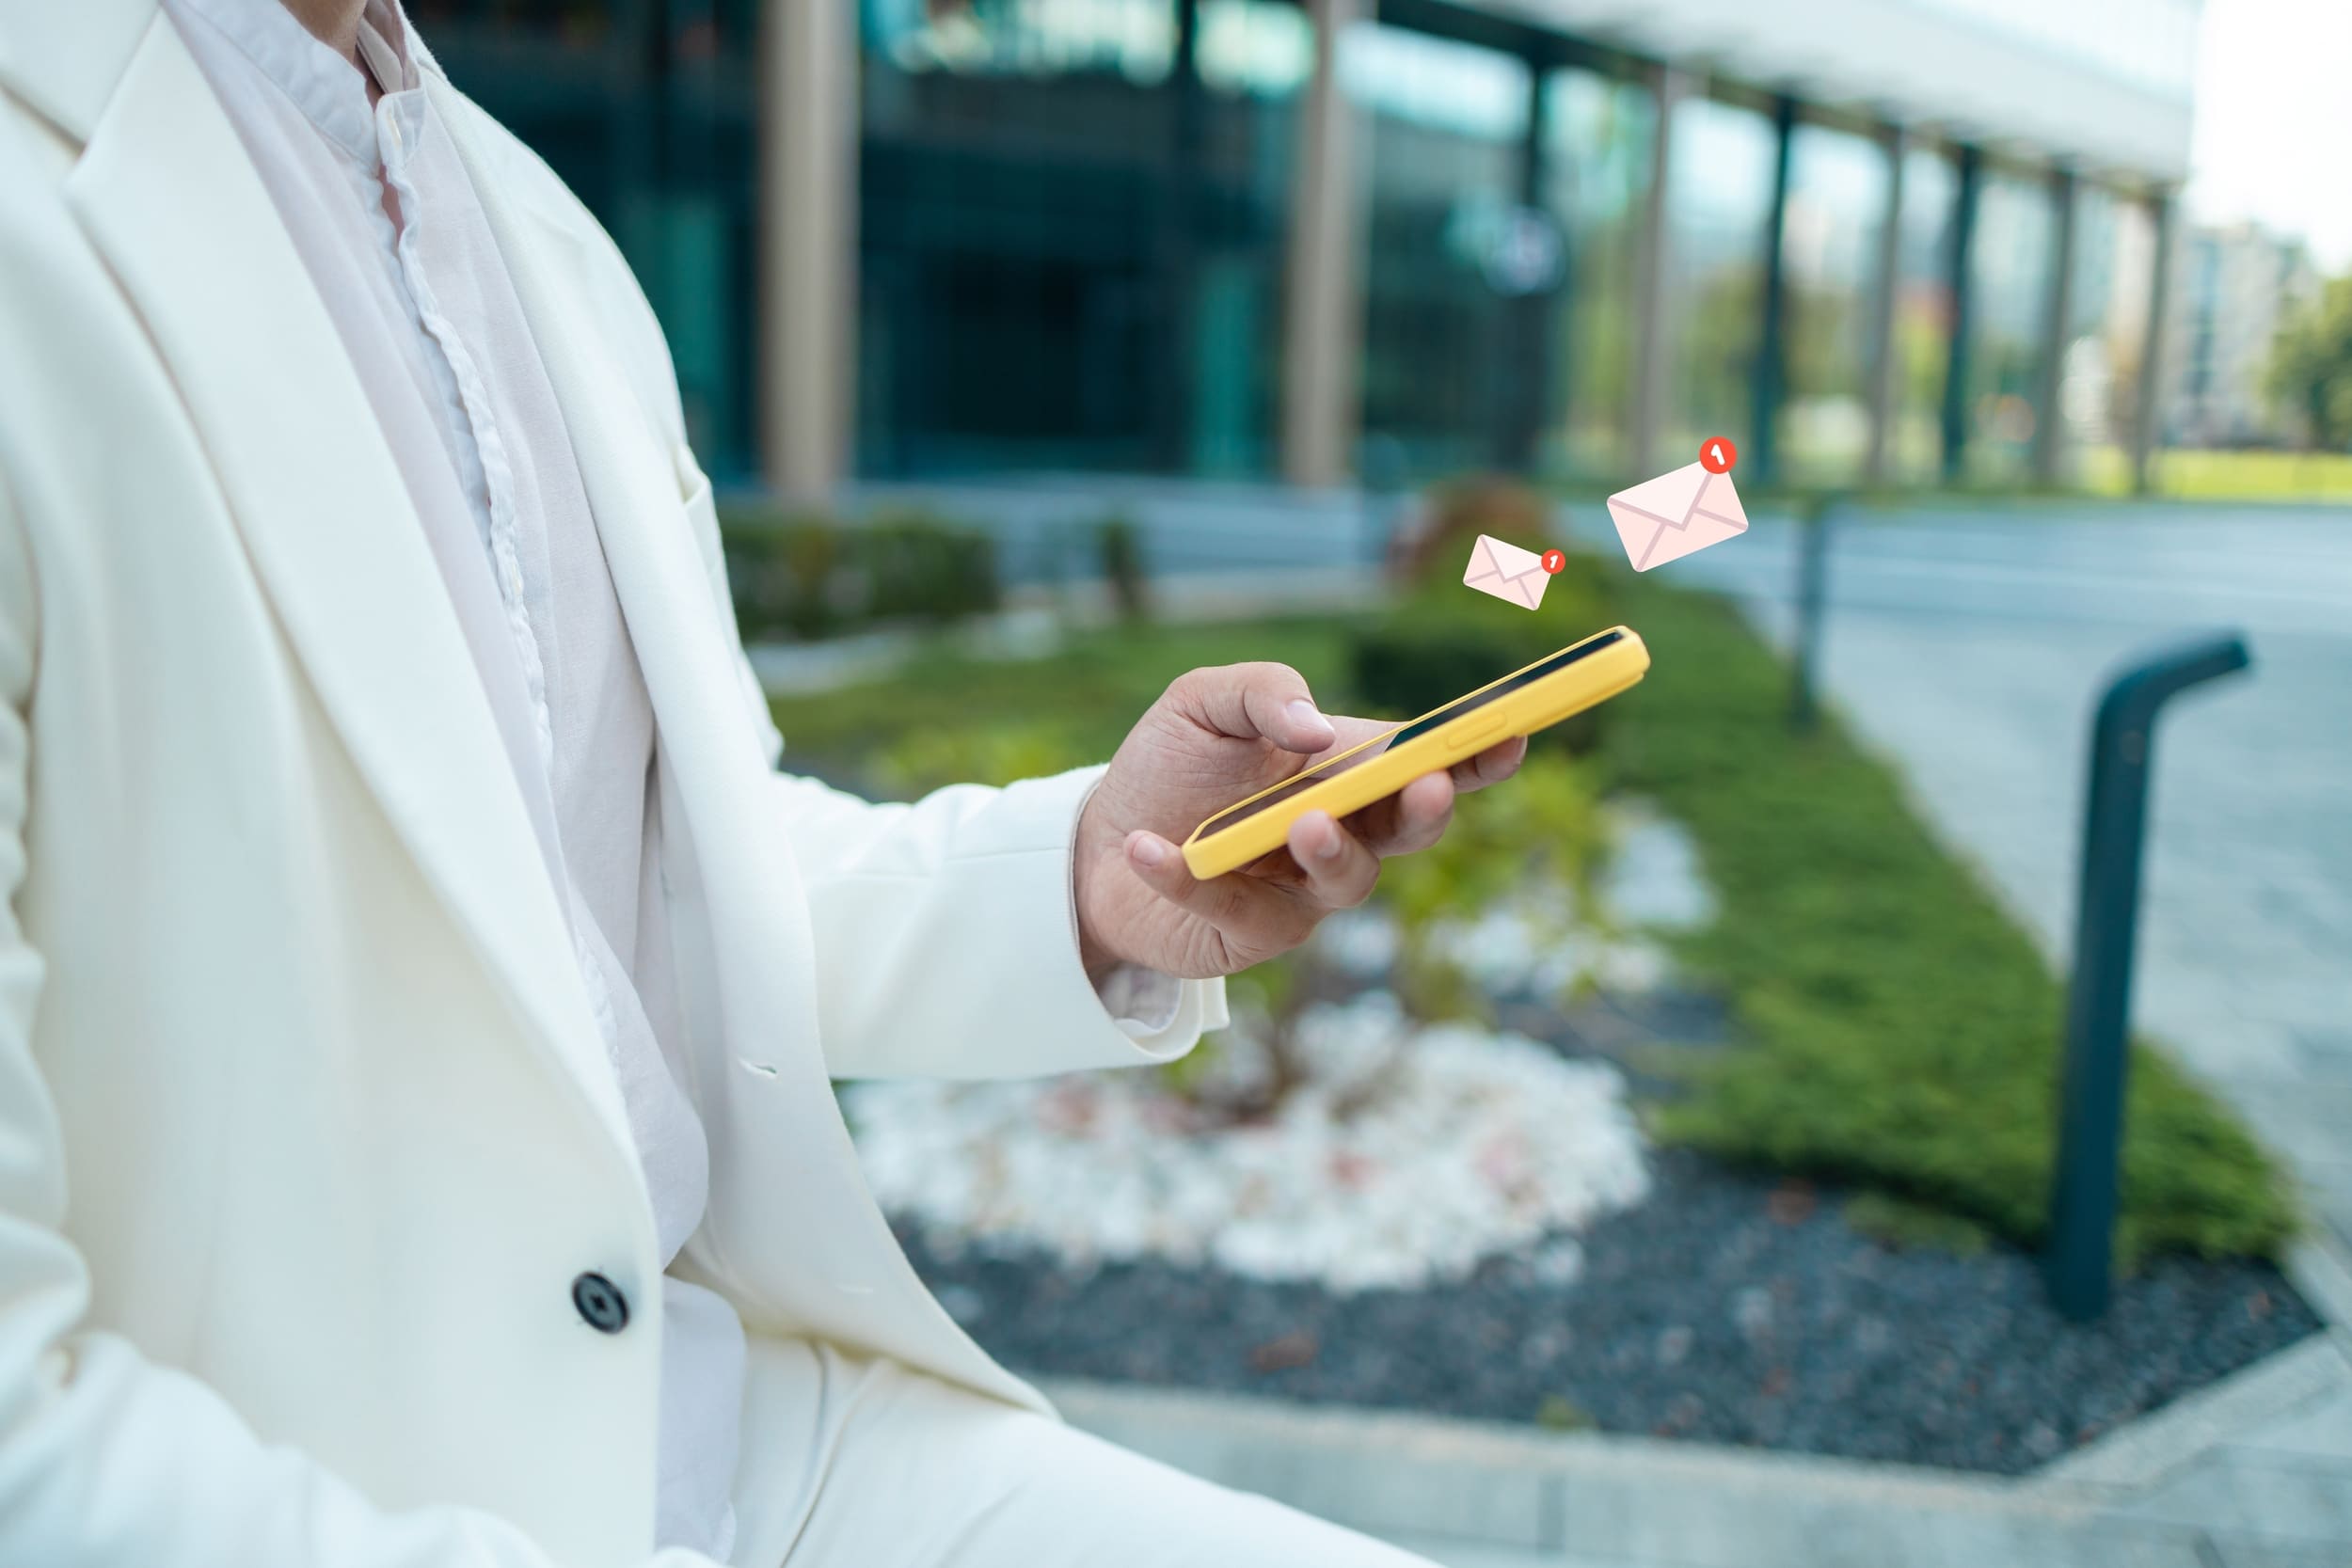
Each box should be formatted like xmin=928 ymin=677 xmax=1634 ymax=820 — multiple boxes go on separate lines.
xmin=0 ymin=1 xmax=1533 ymax=1563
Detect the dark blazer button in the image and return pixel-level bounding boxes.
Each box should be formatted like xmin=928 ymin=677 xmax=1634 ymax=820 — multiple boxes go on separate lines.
xmin=571 ymin=1272 xmax=628 ymax=1333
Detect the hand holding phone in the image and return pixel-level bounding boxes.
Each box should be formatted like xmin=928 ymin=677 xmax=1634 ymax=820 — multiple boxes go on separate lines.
xmin=1179 ymin=627 xmax=1649 ymax=879
xmin=1071 ymin=628 xmax=1646 ymax=981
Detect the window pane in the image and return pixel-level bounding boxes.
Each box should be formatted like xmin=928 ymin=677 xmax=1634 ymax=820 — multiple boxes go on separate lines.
xmin=1660 ymin=95 xmax=1778 ymax=467
xmin=1889 ymin=145 xmax=1957 ymax=483
xmin=1780 ymin=122 xmax=1891 ymax=484
xmin=855 ymin=0 xmax=1297 ymax=479
xmin=1350 ymin=24 xmax=1533 ymax=476
xmin=1965 ymin=171 xmax=2055 ymax=483
xmin=1542 ymin=68 xmax=1655 ymax=481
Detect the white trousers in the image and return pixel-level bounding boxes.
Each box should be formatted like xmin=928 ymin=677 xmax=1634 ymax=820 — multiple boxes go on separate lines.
xmin=728 ymin=1338 xmax=1436 ymax=1568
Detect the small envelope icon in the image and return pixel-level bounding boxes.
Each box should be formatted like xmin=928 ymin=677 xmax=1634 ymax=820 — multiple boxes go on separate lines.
xmin=1607 ymin=463 xmax=1748 ymax=571
xmin=1461 ymin=534 xmax=1550 ymax=610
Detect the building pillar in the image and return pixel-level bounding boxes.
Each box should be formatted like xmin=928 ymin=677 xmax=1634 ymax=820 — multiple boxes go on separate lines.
xmin=759 ymin=0 xmax=858 ymax=503
xmin=1629 ymin=63 xmax=1687 ymax=480
xmin=2032 ymin=166 xmax=2080 ymax=486
xmin=1750 ymin=93 xmax=1797 ymax=486
xmin=1861 ymin=124 xmax=1907 ymax=486
xmin=1280 ymin=0 xmax=1365 ymax=489
xmin=1939 ymin=143 xmax=1982 ymax=485
xmin=2130 ymin=188 xmax=2179 ymax=497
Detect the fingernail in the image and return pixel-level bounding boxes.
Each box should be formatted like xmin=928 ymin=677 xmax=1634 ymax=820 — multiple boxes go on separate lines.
xmin=1128 ymin=832 xmax=1168 ymax=869
xmin=1286 ymin=698 xmax=1334 ymax=739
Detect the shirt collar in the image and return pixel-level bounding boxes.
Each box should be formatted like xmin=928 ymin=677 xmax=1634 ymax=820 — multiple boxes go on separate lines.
xmin=356 ymin=1 xmax=420 ymax=97
xmin=176 ymin=0 xmax=420 ymax=165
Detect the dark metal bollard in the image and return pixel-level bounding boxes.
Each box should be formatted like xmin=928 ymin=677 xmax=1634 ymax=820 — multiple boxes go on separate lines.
xmin=1788 ymin=494 xmax=1838 ymax=732
xmin=2045 ymin=632 xmax=2252 ymax=1322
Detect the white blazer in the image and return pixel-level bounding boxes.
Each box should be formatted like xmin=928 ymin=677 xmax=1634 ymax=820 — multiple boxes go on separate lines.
xmin=0 ymin=4 xmax=1218 ymax=1564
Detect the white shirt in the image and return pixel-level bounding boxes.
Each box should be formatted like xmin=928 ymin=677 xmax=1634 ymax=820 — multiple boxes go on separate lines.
xmin=171 ymin=3 xmax=1192 ymax=1556
xmin=172 ymin=0 xmax=743 ymax=1552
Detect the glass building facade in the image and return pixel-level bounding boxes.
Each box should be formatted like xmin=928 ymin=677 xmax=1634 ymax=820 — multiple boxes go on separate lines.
xmin=1350 ymin=23 xmax=1531 ymax=477
xmin=1541 ymin=68 xmax=1654 ymax=480
xmin=854 ymin=0 xmax=1301 ymax=478
xmin=407 ymin=0 xmax=2191 ymax=493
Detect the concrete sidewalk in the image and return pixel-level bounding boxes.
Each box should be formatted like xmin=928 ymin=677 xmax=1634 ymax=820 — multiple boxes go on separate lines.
xmin=1048 ymin=1243 xmax=2352 ymax=1566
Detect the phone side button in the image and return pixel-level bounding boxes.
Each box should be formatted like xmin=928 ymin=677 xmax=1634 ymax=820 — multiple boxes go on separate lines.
xmin=1447 ymin=719 xmax=1509 ymax=756
xmin=1439 ymin=723 xmax=1515 ymax=761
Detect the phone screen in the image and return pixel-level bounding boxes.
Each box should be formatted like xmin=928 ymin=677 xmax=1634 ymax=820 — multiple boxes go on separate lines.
xmin=1198 ymin=630 xmax=1625 ymax=831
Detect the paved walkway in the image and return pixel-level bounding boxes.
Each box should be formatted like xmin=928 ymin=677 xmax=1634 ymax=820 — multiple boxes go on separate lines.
xmin=1593 ymin=501 xmax=2352 ymax=1252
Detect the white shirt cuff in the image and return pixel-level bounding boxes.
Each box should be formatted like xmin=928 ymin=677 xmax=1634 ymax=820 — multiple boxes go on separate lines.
xmin=1094 ymin=962 xmax=1184 ymax=1036
xmin=1068 ymin=773 xmax=1227 ymax=1059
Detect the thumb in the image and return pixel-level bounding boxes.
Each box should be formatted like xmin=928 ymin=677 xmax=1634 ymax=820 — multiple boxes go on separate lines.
xmin=1175 ymin=661 xmax=1337 ymax=754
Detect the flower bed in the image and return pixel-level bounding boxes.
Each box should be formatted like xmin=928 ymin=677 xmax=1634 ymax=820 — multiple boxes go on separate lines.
xmin=850 ymin=994 xmax=1650 ymax=1294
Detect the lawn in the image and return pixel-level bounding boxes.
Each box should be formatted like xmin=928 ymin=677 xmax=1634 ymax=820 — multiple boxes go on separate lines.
xmin=770 ymin=615 xmax=1359 ymax=784
xmin=2077 ymin=443 xmax=2352 ymax=501
xmin=771 ymin=572 xmax=2296 ymax=1266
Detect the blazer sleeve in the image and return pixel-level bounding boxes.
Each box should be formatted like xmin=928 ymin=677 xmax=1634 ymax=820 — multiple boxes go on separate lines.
xmin=0 ymin=484 xmax=710 ymax=1568
xmin=763 ymin=764 xmax=1226 ymax=1082
xmin=661 ymin=439 xmax=1226 ymax=1083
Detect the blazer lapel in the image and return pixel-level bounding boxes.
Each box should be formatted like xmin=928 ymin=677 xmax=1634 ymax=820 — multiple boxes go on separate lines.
xmin=63 ymin=14 xmax=640 ymax=1167
xmin=430 ymin=77 xmax=849 ymax=1204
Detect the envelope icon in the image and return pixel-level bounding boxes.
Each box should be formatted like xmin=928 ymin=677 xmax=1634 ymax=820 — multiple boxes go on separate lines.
xmin=1461 ymin=534 xmax=1550 ymax=610
xmin=1607 ymin=463 xmax=1748 ymax=571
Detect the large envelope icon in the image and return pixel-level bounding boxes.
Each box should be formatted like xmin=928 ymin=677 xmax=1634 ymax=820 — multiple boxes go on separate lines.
xmin=1607 ymin=463 xmax=1748 ymax=571
xmin=1461 ymin=533 xmax=1550 ymax=610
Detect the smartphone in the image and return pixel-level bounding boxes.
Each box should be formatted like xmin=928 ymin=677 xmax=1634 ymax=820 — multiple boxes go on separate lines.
xmin=1181 ymin=626 xmax=1650 ymax=879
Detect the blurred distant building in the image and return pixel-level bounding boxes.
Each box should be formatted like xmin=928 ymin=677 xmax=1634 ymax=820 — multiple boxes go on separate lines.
xmin=414 ymin=0 xmax=2203 ymax=498
xmin=2162 ymin=222 xmax=2321 ymax=448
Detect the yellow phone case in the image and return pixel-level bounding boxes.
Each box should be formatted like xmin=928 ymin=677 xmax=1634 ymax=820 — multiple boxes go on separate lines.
xmin=1181 ymin=626 xmax=1651 ymax=879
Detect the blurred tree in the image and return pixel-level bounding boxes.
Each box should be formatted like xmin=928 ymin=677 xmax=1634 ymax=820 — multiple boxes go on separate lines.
xmin=2265 ymin=273 xmax=2352 ymax=451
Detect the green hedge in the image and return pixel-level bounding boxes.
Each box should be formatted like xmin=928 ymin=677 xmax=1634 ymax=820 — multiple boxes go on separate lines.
xmin=722 ymin=507 xmax=1001 ymax=641
xmin=1348 ymin=550 xmax=1616 ymax=751
xmin=1603 ymin=575 xmax=2296 ymax=1264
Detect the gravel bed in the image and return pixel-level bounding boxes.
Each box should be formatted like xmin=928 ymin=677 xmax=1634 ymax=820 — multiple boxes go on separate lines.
xmin=898 ymin=1145 xmax=2321 ymax=1476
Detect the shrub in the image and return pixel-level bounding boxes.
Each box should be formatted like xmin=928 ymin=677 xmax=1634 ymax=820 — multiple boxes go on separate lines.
xmin=1376 ymin=752 xmax=1611 ymax=1019
xmin=723 ymin=513 xmax=842 ymax=641
xmin=1097 ymin=515 xmax=1151 ymax=624
xmin=721 ymin=506 xmax=1001 ymax=641
xmin=1348 ymin=552 xmax=1616 ymax=751
xmin=1390 ymin=474 xmax=1558 ymax=584
xmin=859 ymin=509 xmax=1002 ymax=626
xmin=868 ymin=721 xmax=1093 ymax=800
xmin=1356 ymin=467 xmax=1616 ymax=735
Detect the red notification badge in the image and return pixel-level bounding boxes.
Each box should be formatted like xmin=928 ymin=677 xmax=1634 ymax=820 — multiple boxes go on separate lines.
xmin=1539 ymin=548 xmax=1567 ymax=575
xmin=1699 ymin=436 xmax=1737 ymax=474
